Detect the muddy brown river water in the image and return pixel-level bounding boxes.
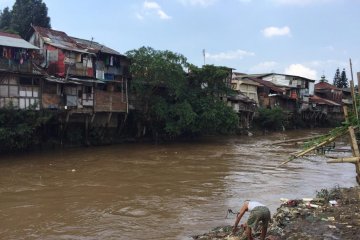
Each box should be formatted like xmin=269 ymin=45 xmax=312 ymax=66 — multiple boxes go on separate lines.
xmin=0 ymin=129 xmax=358 ymax=240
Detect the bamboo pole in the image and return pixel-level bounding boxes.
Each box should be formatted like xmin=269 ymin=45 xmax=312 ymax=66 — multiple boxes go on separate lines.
xmin=349 ymin=59 xmax=359 ymax=120
xmin=272 ymin=136 xmax=321 ymax=145
xmin=278 ymin=130 xmax=348 ymax=166
xmin=347 ymin=62 xmax=360 ymax=183
xmin=327 ymin=157 xmax=360 ymax=164
xmin=357 ymin=72 xmax=360 ymax=95
xmin=348 ymin=126 xmax=360 ymax=156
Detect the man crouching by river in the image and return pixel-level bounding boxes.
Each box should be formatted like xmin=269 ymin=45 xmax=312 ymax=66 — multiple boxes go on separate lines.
xmin=232 ymin=201 xmax=271 ymax=240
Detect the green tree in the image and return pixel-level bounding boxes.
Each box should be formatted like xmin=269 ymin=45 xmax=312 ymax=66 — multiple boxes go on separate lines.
xmin=255 ymin=107 xmax=286 ymax=131
xmin=10 ymin=0 xmax=51 ymax=38
xmin=333 ymin=68 xmax=341 ymax=88
xmin=0 ymin=7 xmax=12 ymax=31
xmin=186 ymin=65 xmax=238 ymax=134
xmin=126 ymin=47 xmax=239 ymax=139
xmin=339 ymin=68 xmax=349 ymax=88
xmin=126 ymin=46 xmax=192 ymax=139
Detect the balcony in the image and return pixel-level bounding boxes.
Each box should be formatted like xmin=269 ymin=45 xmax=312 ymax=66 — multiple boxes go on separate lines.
xmin=0 ymin=57 xmax=32 ymax=73
xmin=66 ymin=63 xmax=93 ymax=78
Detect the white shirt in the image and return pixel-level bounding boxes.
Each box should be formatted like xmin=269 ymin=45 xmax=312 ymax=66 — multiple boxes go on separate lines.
xmin=247 ymin=201 xmax=264 ymax=211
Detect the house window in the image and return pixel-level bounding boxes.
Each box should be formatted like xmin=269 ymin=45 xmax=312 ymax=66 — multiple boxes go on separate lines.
xmin=9 ymin=86 xmax=19 ymax=97
xmin=0 ymin=85 xmax=8 ymax=97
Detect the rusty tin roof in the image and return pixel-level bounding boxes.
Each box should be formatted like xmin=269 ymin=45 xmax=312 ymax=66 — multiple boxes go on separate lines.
xmin=32 ymin=26 xmax=89 ymax=54
xmin=0 ymin=31 xmax=39 ymax=49
xmin=71 ymin=37 xmax=124 ymax=56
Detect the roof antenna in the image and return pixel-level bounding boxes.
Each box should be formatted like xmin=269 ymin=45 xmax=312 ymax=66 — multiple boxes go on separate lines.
xmin=203 ymin=49 xmax=206 ymax=66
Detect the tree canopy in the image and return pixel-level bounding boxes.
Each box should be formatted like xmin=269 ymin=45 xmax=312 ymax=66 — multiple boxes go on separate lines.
xmin=333 ymin=68 xmax=349 ymax=88
xmin=333 ymin=68 xmax=341 ymax=87
xmin=0 ymin=0 xmax=51 ymax=37
xmin=126 ymin=46 xmax=239 ymax=140
xmin=339 ymin=68 xmax=349 ymax=88
xmin=0 ymin=7 xmax=12 ymax=32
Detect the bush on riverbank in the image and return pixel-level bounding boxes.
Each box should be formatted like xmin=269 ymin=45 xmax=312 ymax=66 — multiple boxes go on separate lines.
xmin=0 ymin=106 xmax=54 ymax=153
xmin=253 ymin=107 xmax=287 ymax=131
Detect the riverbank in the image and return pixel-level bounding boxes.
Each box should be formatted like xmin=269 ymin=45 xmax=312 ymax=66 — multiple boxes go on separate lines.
xmin=193 ymin=186 xmax=360 ymax=240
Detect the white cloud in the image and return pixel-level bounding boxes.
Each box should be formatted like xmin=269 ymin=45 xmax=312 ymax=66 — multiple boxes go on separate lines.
xmin=249 ymin=61 xmax=278 ymax=72
xmin=284 ymin=64 xmax=317 ymax=79
xmin=144 ymin=1 xmax=161 ymax=9
xmin=272 ymin=0 xmax=336 ymax=6
xmin=262 ymin=26 xmax=291 ymax=38
xmin=178 ymin=0 xmax=218 ymax=7
xmin=205 ymin=49 xmax=255 ymax=61
xmin=136 ymin=1 xmax=171 ymax=20
xmin=157 ymin=9 xmax=171 ymax=19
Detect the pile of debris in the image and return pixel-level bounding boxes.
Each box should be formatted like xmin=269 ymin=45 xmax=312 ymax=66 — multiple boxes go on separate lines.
xmin=192 ymin=186 xmax=360 ymax=240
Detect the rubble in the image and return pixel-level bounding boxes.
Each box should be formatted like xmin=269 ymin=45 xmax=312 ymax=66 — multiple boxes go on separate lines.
xmin=192 ymin=186 xmax=360 ymax=240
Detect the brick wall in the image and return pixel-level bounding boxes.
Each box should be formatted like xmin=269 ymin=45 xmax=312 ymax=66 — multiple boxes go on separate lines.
xmin=94 ymin=90 xmax=127 ymax=112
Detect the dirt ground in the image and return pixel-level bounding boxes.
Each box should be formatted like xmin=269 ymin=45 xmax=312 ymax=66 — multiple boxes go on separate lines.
xmin=193 ymin=186 xmax=360 ymax=240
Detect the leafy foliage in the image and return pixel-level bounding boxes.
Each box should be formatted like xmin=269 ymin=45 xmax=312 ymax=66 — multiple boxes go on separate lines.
xmin=255 ymin=107 xmax=286 ymax=131
xmin=316 ymin=185 xmax=341 ymax=202
xmin=302 ymin=97 xmax=360 ymax=149
xmin=333 ymin=68 xmax=341 ymax=87
xmin=0 ymin=0 xmax=51 ymax=37
xmin=126 ymin=46 xmax=239 ymax=140
xmin=333 ymin=68 xmax=348 ymax=88
xmin=339 ymin=68 xmax=349 ymax=88
xmin=0 ymin=105 xmax=54 ymax=152
xmin=0 ymin=7 xmax=12 ymax=31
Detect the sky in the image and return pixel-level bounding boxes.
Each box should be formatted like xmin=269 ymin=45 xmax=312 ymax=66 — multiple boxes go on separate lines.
xmin=1 ymin=0 xmax=360 ymax=81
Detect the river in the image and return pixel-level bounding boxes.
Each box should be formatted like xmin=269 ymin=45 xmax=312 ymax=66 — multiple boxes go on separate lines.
xmin=0 ymin=129 xmax=357 ymax=240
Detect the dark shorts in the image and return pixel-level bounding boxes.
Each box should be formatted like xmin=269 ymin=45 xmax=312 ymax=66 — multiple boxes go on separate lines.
xmin=246 ymin=206 xmax=271 ymax=230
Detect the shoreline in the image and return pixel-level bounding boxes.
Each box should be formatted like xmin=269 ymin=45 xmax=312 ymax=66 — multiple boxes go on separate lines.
xmin=192 ymin=186 xmax=360 ymax=240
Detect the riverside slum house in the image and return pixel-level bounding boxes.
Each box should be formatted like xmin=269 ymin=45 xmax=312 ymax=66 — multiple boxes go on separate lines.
xmin=233 ymin=74 xmax=291 ymax=109
xmin=0 ymin=31 xmax=42 ymax=109
xmin=27 ymin=26 xmax=130 ymax=140
xmin=244 ymin=73 xmax=338 ymax=126
xmin=216 ymin=68 xmax=257 ymax=129
xmin=230 ymin=72 xmax=258 ymax=128
xmin=313 ymin=75 xmax=343 ymax=122
xmin=246 ymin=73 xmax=344 ymax=125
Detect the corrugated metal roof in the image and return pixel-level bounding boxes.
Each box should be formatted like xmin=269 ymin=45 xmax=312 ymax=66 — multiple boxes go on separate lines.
xmin=0 ymin=35 xmax=39 ymax=49
xmin=310 ymin=95 xmax=341 ymax=106
xmin=248 ymin=73 xmax=316 ymax=82
xmin=244 ymin=77 xmax=285 ymax=93
xmin=32 ymin=26 xmax=89 ymax=54
xmin=315 ymin=81 xmax=341 ymax=91
xmin=71 ymin=37 xmax=123 ymax=56
xmin=45 ymin=76 xmax=66 ymax=84
xmin=0 ymin=31 xmax=22 ymax=39
xmin=68 ymin=77 xmax=104 ymax=84
xmin=237 ymin=78 xmax=261 ymax=86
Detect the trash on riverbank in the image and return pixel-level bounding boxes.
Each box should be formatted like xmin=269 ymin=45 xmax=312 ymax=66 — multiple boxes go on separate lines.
xmin=193 ymin=186 xmax=360 ymax=240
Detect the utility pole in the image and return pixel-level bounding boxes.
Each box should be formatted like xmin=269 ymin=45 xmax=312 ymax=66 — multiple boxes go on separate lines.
xmin=203 ymin=49 xmax=206 ymax=66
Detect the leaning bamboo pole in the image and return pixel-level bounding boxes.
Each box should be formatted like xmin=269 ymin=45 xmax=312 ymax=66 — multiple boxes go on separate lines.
xmin=278 ymin=129 xmax=349 ymax=166
xmin=272 ymin=136 xmax=321 ymax=145
xmin=280 ymin=60 xmax=360 ymax=184
xmin=327 ymin=157 xmax=360 ymax=164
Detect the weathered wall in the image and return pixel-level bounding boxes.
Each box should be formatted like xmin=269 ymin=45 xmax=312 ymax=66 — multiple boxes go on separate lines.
xmin=94 ymin=90 xmax=127 ymax=112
